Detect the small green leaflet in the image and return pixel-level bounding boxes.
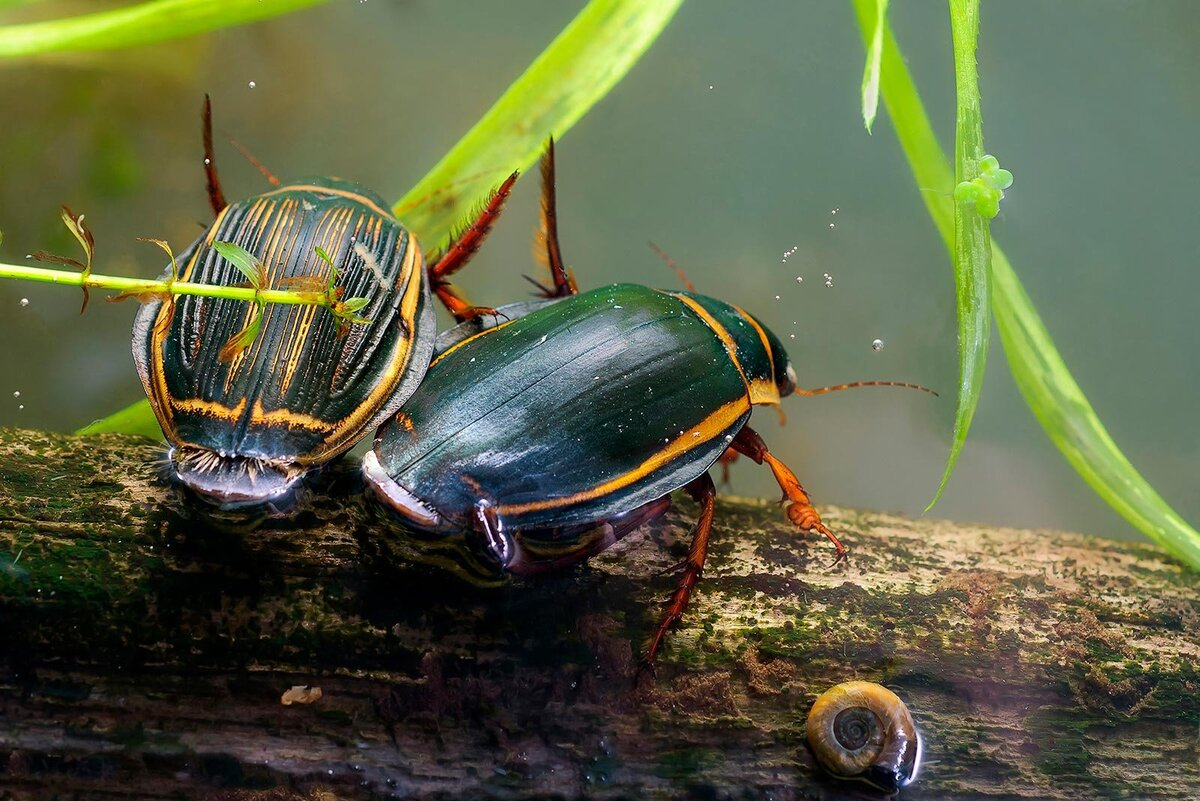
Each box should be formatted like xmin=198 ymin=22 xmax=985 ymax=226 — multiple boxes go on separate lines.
xmin=212 ymin=241 xmax=266 ymax=290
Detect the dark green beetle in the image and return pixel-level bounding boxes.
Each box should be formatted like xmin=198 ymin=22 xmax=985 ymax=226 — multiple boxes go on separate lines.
xmin=363 ymin=143 xmax=931 ymax=660
xmin=133 ymin=97 xmax=513 ymax=512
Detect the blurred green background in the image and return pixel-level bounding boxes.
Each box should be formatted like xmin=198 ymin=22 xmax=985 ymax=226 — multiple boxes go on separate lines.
xmin=1 ymin=1 xmax=1196 ymax=543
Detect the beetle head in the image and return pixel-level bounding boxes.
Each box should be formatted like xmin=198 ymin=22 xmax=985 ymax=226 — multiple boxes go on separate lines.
xmin=171 ymin=446 xmax=303 ymax=510
xmin=760 ymin=321 xmax=798 ymax=397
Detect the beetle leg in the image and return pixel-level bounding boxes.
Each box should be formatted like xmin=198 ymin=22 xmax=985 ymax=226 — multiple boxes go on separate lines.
xmin=731 ymin=424 xmax=847 ymax=565
xmin=716 ymin=448 xmax=739 ymax=487
xmin=643 ymin=472 xmax=716 ymax=667
xmin=431 ymin=288 xmax=506 ymax=325
xmin=201 ymin=94 xmax=227 ymax=217
xmin=473 ymin=499 xmax=516 ymax=569
xmin=528 ymin=137 xmax=579 ymax=299
xmin=427 ymin=172 xmax=518 ymax=322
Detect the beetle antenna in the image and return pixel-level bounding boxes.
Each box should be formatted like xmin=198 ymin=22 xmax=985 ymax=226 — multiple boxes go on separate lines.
xmin=202 ymin=94 xmax=227 ymax=216
xmin=648 ymin=241 xmax=696 ymax=292
xmin=227 ymin=136 xmax=281 ymax=187
xmin=794 ymin=381 xmax=938 ymax=397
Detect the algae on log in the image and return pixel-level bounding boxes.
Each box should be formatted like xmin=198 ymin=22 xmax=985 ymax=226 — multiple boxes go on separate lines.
xmin=0 ymin=427 xmax=1197 ymax=800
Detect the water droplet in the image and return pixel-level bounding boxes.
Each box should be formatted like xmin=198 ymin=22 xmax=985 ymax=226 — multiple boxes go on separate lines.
xmin=789 ymin=334 xmax=796 ymax=339
xmin=781 ymin=245 xmax=799 ymax=264
xmin=12 ymin=391 xmax=19 ymax=399
xmin=203 ymin=157 xmax=210 ymax=165
xmin=794 ymin=276 xmax=803 ymax=284
xmin=823 ymin=273 xmax=833 ymax=288
xmin=19 ymin=298 xmax=29 ymax=308
xmin=17 ymin=404 xmax=23 ymax=410
xmin=828 ymin=223 xmax=835 ymax=229
xmin=831 ymin=208 xmax=839 ymax=215
xmin=248 ymin=80 xmax=257 ymax=89
xmin=774 ymin=295 xmax=780 ymax=300
xmin=872 ymin=338 xmax=885 ymax=352
xmin=707 ymin=84 xmax=714 ymax=91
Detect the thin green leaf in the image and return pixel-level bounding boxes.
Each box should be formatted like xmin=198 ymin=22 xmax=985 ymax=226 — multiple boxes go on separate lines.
xmin=0 ymin=0 xmax=329 ymax=58
xmin=212 ymin=240 xmax=265 ymax=290
xmin=395 ymin=0 xmax=685 ymax=249
xmin=83 ymin=0 xmax=682 ymax=437
xmin=860 ymin=0 xmax=888 ymax=132
xmin=927 ymin=0 xmax=991 ymax=511
xmin=850 ymin=0 xmax=1200 ymax=571
xmin=217 ymin=302 xmax=265 ymax=362
xmin=78 ymin=398 xmax=163 ymax=439
xmin=341 ymin=297 xmax=371 ymax=314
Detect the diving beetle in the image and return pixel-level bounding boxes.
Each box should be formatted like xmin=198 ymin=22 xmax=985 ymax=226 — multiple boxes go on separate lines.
xmin=363 ymin=141 xmax=932 ymax=661
xmin=133 ymin=97 xmax=515 ymax=513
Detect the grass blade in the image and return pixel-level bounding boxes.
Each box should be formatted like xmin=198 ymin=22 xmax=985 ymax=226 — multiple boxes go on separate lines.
xmin=394 ymin=0 xmax=685 ymax=250
xmin=850 ymin=0 xmax=1200 ymax=570
xmin=928 ymin=0 xmax=991 ymax=510
xmin=860 ymin=0 xmax=888 ymax=132
xmin=0 ymin=0 xmax=329 ymax=58
xmin=77 ymin=398 xmax=163 ymax=438
xmin=81 ymin=0 xmax=683 ymax=437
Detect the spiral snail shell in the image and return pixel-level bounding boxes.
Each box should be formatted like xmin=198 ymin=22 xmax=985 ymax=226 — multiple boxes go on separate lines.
xmin=805 ymin=681 xmax=922 ymax=793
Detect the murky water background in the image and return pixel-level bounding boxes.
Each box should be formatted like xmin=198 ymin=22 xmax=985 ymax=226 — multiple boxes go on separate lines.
xmin=0 ymin=1 xmax=1197 ymax=544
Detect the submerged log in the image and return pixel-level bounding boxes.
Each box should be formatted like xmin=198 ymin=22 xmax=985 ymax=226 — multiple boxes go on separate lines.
xmin=0 ymin=427 xmax=1197 ymax=801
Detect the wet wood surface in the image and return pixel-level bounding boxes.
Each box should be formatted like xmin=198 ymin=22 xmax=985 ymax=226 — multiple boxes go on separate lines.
xmin=0 ymin=428 xmax=1198 ymax=800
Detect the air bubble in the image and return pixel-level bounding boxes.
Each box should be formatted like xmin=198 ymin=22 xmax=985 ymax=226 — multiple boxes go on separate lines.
xmin=872 ymin=338 xmax=885 ymax=352
xmin=12 ymin=391 xmax=19 ymax=399
xmin=248 ymin=80 xmax=257 ymax=89
xmin=828 ymin=223 xmax=835 ymax=229
xmin=794 ymin=276 xmax=803 ymax=284
xmin=823 ymin=273 xmax=833 ymax=288
xmin=774 ymin=295 xmax=780 ymax=300
xmin=19 ymin=298 xmax=29 ymax=308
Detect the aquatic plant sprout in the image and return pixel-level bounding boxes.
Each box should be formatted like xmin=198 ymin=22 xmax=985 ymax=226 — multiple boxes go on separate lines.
xmin=850 ymin=0 xmax=1200 ymax=571
xmin=928 ymin=0 xmax=993 ymax=511
xmin=0 ymin=0 xmax=330 ymax=58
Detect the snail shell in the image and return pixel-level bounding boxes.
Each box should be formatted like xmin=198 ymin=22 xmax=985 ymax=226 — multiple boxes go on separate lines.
xmin=805 ymin=681 xmax=922 ymax=793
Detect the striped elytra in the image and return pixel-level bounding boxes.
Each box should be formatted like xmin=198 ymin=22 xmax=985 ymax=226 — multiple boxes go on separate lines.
xmin=133 ymin=177 xmax=433 ymax=511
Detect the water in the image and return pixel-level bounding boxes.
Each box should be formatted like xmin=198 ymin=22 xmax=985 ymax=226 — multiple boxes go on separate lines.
xmin=0 ymin=1 xmax=1198 ymax=545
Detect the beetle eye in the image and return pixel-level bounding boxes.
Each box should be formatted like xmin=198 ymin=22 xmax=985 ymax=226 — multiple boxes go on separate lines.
xmin=783 ymin=363 xmax=798 ymax=395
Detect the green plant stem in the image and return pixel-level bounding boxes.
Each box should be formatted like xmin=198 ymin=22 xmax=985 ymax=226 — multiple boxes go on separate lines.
xmin=929 ymin=0 xmax=991 ymax=509
xmin=0 ymin=0 xmax=329 ymax=57
xmin=850 ymin=0 xmax=1200 ymax=571
xmin=0 ymin=261 xmax=323 ymax=306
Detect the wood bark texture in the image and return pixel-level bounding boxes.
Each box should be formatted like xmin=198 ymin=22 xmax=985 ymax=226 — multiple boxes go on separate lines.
xmin=0 ymin=428 xmax=1197 ymax=801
